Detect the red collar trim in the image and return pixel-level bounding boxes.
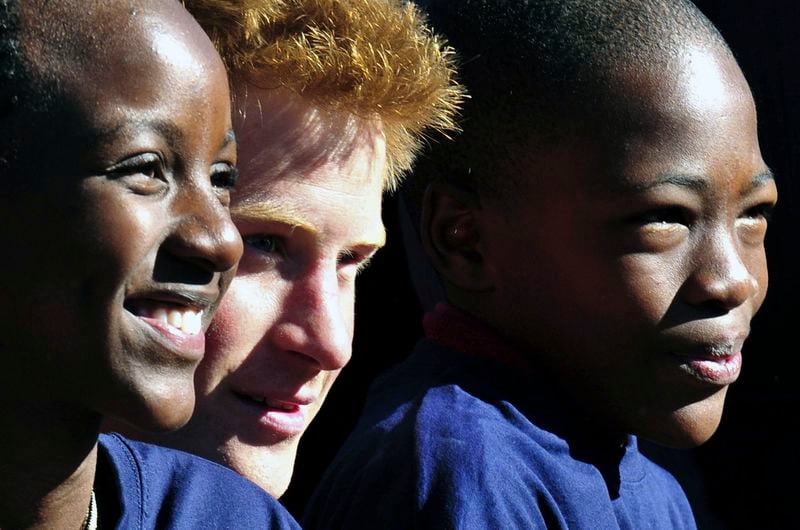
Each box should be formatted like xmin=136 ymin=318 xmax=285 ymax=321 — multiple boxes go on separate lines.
xmin=423 ymin=303 xmax=534 ymax=374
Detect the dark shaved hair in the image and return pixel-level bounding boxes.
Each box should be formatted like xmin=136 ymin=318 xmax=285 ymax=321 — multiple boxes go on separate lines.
xmin=0 ymin=1 xmax=20 ymax=94
xmin=1 ymin=0 xmax=71 ymax=123
xmin=1 ymin=1 xmax=21 ymax=171
xmin=1 ymin=0 xmax=79 ymax=173
xmin=1 ymin=0 xmax=131 ymax=109
xmin=0 ymin=0 xmax=166 ymax=175
xmin=409 ymin=0 xmax=733 ymax=202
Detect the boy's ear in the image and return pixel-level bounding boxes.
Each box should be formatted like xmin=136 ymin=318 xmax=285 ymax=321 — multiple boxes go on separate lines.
xmin=421 ymin=181 xmax=492 ymax=292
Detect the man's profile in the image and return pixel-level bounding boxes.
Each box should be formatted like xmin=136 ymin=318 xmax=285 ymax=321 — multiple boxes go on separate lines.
xmin=121 ymin=0 xmax=464 ymax=498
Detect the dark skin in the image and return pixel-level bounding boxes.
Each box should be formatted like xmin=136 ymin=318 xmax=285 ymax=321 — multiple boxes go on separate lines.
xmin=0 ymin=1 xmax=240 ymax=528
xmin=424 ymin=44 xmax=777 ymax=449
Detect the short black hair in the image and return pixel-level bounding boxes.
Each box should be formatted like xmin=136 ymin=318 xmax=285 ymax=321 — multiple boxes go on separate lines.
xmin=0 ymin=0 xmax=118 ymax=175
xmin=410 ymin=0 xmax=732 ymax=201
xmin=0 ymin=0 xmax=66 ymax=175
xmin=0 ymin=0 xmax=21 ymax=171
xmin=0 ymin=1 xmax=20 ymax=93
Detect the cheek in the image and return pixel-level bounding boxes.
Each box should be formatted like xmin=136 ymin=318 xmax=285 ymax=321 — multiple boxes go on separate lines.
xmin=617 ymin=254 xmax=683 ymax=323
xmin=749 ymin=246 xmax=769 ymax=299
xmin=321 ymin=370 xmax=342 ymax=395
xmin=313 ymin=370 xmax=343 ymax=420
xmin=210 ymin=274 xmax=280 ymax=339
xmin=341 ymin=283 xmax=357 ymax=337
xmin=82 ymin=202 xmax=164 ymax=293
xmin=202 ymin=276 xmax=280 ymax=386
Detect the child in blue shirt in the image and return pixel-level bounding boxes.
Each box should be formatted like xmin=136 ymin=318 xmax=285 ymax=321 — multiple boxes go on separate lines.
xmin=0 ymin=1 xmax=297 ymax=527
xmin=305 ymin=0 xmax=777 ymax=527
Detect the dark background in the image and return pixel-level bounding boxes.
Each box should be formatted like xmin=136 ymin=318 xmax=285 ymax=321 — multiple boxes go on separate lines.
xmin=283 ymin=2 xmax=798 ymax=528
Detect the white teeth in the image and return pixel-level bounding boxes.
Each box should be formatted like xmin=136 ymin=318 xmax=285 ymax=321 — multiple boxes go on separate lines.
xmin=168 ymin=309 xmax=183 ymax=329
xmin=139 ymin=306 xmax=203 ymax=335
xmin=182 ymin=310 xmax=202 ymax=335
xmin=152 ymin=308 xmax=168 ymax=324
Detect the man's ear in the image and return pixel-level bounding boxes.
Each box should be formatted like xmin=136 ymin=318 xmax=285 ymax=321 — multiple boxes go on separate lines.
xmin=420 ymin=181 xmax=492 ymax=292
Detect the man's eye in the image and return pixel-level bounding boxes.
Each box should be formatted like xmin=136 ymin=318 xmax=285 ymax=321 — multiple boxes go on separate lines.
xmin=338 ymin=250 xmax=375 ymax=275
xmin=211 ymin=164 xmax=239 ymax=190
xmin=338 ymin=250 xmax=357 ymax=266
xmin=244 ymin=234 xmax=279 ymax=254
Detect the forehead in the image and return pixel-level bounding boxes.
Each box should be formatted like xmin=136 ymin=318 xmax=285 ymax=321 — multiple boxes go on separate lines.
xmin=597 ymin=45 xmax=756 ymax=150
xmin=500 ymin=44 xmax=766 ymax=213
xmin=12 ymin=1 xmax=230 ymax=165
xmin=20 ymin=1 xmax=223 ymax=109
xmin=232 ymin=85 xmax=387 ymax=203
xmin=229 ymin=86 xmax=386 ymax=246
xmin=564 ymin=45 xmax=758 ymax=183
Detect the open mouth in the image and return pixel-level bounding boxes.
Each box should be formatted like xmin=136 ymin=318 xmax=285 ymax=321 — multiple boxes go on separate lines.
xmin=125 ymin=300 xmax=204 ymax=335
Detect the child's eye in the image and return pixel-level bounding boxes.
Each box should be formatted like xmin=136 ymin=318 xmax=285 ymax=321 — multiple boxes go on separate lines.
xmin=742 ymin=202 xmax=775 ymax=223
xmin=211 ymin=164 xmax=239 ymax=190
xmin=244 ymin=234 xmax=281 ymax=255
xmin=619 ymin=206 xmax=692 ymax=251
xmin=106 ymin=153 xmax=166 ymax=195
xmin=737 ymin=201 xmax=776 ymax=245
xmin=629 ymin=207 xmax=690 ymax=227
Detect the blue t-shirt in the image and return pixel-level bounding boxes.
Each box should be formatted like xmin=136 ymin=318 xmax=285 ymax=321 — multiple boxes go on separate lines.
xmin=97 ymin=433 xmax=300 ymax=529
xmin=304 ymin=338 xmax=697 ymax=529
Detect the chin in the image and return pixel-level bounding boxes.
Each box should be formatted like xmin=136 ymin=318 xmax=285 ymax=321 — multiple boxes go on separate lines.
xmin=223 ymin=440 xmax=299 ymax=498
xmin=110 ymin=381 xmax=196 ymax=434
xmin=639 ymin=390 xmax=728 ymax=448
xmin=261 ymin=471 xmax=292 ymax=499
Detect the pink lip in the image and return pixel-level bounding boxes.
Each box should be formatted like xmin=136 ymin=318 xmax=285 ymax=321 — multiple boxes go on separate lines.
xmin=672 ymin=351 xmax=742 ymax=386
xmin=233 ymin=391 xmax=315 ymax=439
xmin=136 ymin=315 xmax=206 ymax=362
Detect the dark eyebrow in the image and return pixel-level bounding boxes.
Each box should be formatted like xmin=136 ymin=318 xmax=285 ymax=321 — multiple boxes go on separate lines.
xmin=746 ymin=168 xmax=775 ymax=191
xmin=608 ymin=168 xmax=775 ymax=197
xmin=600 ymin=173 xmax=708 ymax=196
xmin=91 ymin=121 xmax=237 ymax=151
xmin=628 ymin=173 xmax=708 ymax=193
xmin=222 ymin=128 xmax=236 ymax=148
xmin=90 ymin=119 xmax=182 ymax=143
xmin=149 ymin=122 xmax=237 ymax=152
xmin=150 ymin=120 xmax=183 ymax=143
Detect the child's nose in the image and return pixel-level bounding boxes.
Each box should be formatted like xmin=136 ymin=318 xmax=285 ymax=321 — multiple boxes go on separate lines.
xmin=682 ymin=230 xmax=760 ymax=312
xmin=163 ymin=188 xmax=244 ymax=279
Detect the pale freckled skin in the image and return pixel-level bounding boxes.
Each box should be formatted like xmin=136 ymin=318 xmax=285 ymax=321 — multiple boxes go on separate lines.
xmin=147 ymin=86 xmax=387 ymax=496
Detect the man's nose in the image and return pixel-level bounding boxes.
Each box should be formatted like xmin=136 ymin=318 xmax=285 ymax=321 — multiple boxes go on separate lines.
xmin=274 ymin=264 xmax=353 ymax=371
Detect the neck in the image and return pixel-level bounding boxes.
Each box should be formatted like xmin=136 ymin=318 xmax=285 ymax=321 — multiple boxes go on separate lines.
xmin=0 ymin=400 xmax=101 ymax=530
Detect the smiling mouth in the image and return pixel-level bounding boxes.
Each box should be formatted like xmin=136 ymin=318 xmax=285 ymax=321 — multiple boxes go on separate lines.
xmin=235 ymin=392 xmax=301 ymax=412
xmin=125 ymin=300 xmax=204 ymax=335
xmin=232 ymin=391 xmax=310 ymax=438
